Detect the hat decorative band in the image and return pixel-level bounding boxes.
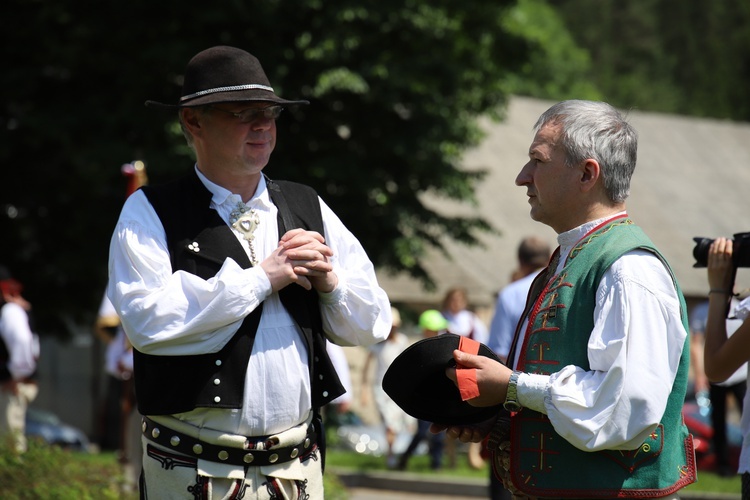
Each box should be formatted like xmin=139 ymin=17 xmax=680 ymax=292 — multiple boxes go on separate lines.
xmin=457 ymin=336 xmax=481 ymax=401
xmin=180 ymin=84 xmax=275 ymax=102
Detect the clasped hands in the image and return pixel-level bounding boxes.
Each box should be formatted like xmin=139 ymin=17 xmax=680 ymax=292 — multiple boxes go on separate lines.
xmin=429 ymin=350 xmax=513 ymax=443
xmin=261 ymin=228 xmax=338 ymax=293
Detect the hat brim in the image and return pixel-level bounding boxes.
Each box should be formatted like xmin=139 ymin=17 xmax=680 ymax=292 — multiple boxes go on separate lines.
xmin=145 ymin=89 xmax=309 ymax=109
xmin=382 ymin=333 xmax=504 ymax=425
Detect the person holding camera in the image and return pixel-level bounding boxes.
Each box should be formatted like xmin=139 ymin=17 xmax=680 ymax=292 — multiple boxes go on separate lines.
xmin=704 ymin=237 xmax=750 ymax=495
xmin=689 ymin=296 xmax=746 ymax=477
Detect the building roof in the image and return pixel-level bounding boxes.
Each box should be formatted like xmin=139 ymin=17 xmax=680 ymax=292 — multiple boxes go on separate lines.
xmin=377 ymin=96 xmax=750 ymax=307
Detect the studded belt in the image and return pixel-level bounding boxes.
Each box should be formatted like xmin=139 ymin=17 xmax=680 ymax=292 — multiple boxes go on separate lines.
xmin=141 ymin=416 xmax=317 ymax=467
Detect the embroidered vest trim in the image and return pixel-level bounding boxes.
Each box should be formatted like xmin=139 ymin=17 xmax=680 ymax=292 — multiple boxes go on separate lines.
xmin=510 ymin=217 xmax=696 ymax=497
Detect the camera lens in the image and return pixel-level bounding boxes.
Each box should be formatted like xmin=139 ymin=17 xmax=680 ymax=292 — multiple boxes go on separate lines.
xmin=692 ymin=237 xmax=713 ymax=268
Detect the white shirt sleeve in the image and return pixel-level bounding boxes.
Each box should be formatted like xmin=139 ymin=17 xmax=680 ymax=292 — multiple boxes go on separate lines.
xmin=316 ymin=198 xmax=391 ymax=347
xmin=108 ymin=190 xmax=390 ymax=356
xmin=107 ymin=190 xmax=272 ymax=356
xmin=517 ymin=250 xmax=688 ymax=451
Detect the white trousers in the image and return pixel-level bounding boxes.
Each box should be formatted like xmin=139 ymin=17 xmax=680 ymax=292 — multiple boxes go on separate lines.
xmin=139 ymin=416 xmax=324 ymax=500
xmin=0 ymin=381 xmax=38 ymax=452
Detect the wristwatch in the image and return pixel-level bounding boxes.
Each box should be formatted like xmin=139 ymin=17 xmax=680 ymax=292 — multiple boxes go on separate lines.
xmin=503 ymin=371 xmax=523 ymax=412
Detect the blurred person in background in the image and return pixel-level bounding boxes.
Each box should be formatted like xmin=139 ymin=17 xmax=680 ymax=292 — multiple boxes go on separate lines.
xmin=689 ymin=297 xmax=746 ymax=477
xmin=488 ymin=236 xmax=551 ymax=364
xmin=0 ymin=265 xmax=39 ymax=453
xmin=442 ymin=287 xmax=489 ymax=345
xmin=324 ymin=340 xmax=353 ymax=428
xmin=93 ymin=161 xmax=147 ymax=476
xmin=441 ymin=287 xmax=489 ymax=469
xmin=397 ymin=309 xmax=448 ymax=471
xmin=95 ymin=294 xmax=140 ymax=490
xmin=703 ymin=237 xmax=750 ymax=494
xmin=361 ymin=306 xmax=414 ymax=468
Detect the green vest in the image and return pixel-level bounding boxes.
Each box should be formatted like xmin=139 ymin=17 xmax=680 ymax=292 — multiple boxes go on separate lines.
xmin=510 ymin=217 xmax=697 ymax=497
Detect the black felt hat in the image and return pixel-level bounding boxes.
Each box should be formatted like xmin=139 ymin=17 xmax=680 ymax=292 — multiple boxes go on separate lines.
xmin=145 ymin=46 xmax=309 ymax=109
xmin=382 ymin=333 xmax=504 ymax=425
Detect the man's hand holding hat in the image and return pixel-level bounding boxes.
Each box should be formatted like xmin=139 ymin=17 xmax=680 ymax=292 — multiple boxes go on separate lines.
xmin=431 ymin=349 xmax=512 ymax=443
xmin=447 ymin=348 xmax=512 ymax=408
xmin=383 ymin=333 xmax=508 ymax=427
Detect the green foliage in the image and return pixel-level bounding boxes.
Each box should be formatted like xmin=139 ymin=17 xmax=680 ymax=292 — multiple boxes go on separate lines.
xmin=0 ymin=438 xmax=134 ymax=499
xmin=4 ymin=0 xmax=747 ymax=336
xmin=502 ymin=0 xmax=601 ymax=100
xmin=550 ymin=0 xmax=750 ymax=120
xmin=2 ymin=0 xmax=590 ymax=334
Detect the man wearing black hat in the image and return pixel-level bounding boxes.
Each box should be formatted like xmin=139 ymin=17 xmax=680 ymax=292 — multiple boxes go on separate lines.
xmin=0 ymin=265 xmax=39 ymax=453
xmin=107 ymin=46 xmax=391 ymax=499
xmin=433 ymin=100 xmax=695 ymax=498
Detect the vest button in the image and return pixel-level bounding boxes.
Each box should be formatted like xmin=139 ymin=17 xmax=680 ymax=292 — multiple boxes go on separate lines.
xmin=214 ymin=396 xmax=221 ymax=403
xmin=215 ymin=359 xmax=222 ymax=366
xmin=319 ymin=374 xmax=324 ymax=380
xmin=322 ymin=391 xmax=328 ymax=397
xmin=213 ymin=378 xmax=221 ymax=385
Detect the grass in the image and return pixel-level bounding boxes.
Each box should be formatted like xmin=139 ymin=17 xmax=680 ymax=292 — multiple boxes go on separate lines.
xmin=0 ymin=436 xmax=349 ymax=500
xmin=326 ymin=447 xmax=743 ymax=495
xmin=0 ymin=437 xmax=135 ymax=500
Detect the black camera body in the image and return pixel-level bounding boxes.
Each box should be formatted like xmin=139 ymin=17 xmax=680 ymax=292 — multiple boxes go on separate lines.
xmin=693 ymin=232 xmax=750 ymax=268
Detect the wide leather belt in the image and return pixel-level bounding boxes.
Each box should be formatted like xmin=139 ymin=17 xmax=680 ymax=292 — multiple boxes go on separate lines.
xmin=141 ymin=416 xmax=317 ymax=467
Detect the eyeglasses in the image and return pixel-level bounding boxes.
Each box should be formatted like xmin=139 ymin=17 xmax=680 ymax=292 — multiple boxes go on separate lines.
xmin=209 ymin=105 xmax=284 ymax=123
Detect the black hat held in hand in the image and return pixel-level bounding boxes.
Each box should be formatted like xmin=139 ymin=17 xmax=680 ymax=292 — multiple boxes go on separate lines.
xmin=145 ymin=46 xmax=309 ymax=109
xmin=382 ymin=333 xmax=504 ymax=425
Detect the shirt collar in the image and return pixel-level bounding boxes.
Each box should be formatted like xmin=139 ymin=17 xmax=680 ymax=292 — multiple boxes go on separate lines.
xmin=557 ymin=211 xmax=628 ymax=264
xmin=194 ymin=165 xmax=273 ymax=210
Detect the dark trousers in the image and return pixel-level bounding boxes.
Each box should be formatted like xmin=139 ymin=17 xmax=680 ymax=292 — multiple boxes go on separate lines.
xmin=399 ymin=419 xmax=445 ymax=470
xmin=710 ymin=380 xmax=746 ymax=473
xmin=489 ymin=466 xmax=512 ymax=500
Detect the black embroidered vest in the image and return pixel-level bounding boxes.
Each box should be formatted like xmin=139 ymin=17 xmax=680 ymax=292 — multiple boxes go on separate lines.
xmin=133 ymin=172 xmax=345 ymax=415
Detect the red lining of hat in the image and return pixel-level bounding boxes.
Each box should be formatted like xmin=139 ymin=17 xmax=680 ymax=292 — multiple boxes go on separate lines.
xmin=457 ymin=336 xmax=480 ymax=401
